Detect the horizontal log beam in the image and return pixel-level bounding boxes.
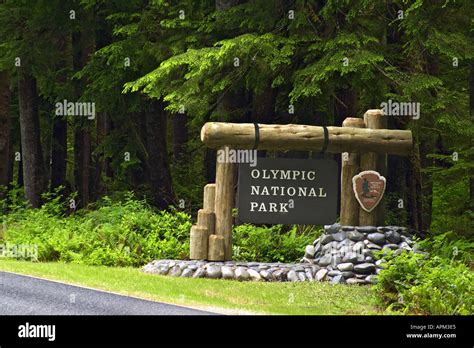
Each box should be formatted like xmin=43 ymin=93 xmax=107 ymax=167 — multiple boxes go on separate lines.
xmin=201 ymin=122 xmax=413 ymax=156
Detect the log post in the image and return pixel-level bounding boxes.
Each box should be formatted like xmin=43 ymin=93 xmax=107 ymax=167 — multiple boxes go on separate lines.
xmin=340 ymin=118 xmax=365 ymax=226
xmin=190 ymin=225 xmax=208 ymax=260
xmin=359 ymin=110 xmax=386 ymax=226
xmin=197 ymin=209 xmax=215 ymax=236
xmin=214 ymin=146 xmax=235 ymax=260
xmin=208 ymin=234 xmax=225 ymax=261
xmin=203 ymin=183 xmax=216 ymax=212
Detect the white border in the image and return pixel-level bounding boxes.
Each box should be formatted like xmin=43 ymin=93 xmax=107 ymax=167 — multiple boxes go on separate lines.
xmin=352 ymin=170 xmax=386 ymax=213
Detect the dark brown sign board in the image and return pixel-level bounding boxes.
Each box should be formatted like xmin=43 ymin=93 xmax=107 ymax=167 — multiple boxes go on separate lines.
xmin=237 ymin=158 xmax=338 ymax=225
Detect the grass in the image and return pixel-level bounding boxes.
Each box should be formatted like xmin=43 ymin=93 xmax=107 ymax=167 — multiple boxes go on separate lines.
xmin=0 ymin=259 xmax=382 ymax=315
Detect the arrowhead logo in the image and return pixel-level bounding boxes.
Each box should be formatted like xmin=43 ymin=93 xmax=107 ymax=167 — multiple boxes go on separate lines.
xmin=352 ymin=170 xmax=386 ymax=212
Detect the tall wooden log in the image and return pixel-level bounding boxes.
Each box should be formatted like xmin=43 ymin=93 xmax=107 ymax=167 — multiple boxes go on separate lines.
xmin=214 ymin=146 xmax=235 ymax=260
xmin=201 ymin=122 xmax=412 ymax=155
xmin=208 ymin=234 xmax=225 ymax=261
xmin=340 ymin=118 xmax=365 ymax=225
xmin=359 ymin=110 xmax=386 ymax=226
xmin=197 ymin=209 xmax=215 ymax=236
xmin=203 ymin=183 xmax=216 ymax=212
xmin=189 ymin=225 xmax=208 ymax=260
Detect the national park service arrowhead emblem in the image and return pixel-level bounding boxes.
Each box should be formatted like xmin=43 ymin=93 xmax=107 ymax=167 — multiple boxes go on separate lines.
xmin=352 ymin=170 xmax=386 ymax=212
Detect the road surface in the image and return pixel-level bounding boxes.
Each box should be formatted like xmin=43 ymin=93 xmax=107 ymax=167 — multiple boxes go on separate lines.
xmin=0 ymin=271 xmax=214 ymax=315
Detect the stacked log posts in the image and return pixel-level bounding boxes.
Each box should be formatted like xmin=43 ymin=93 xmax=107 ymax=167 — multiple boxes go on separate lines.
xmin=190 ymin=184 xmax=216 ymax=260
xmin=359 ymin=109 xmax=387 ymax=226
xmin=340 ymin=118 xmax=365 ymax=226
xmin=213 ymin=146 xmax=236 ymax=260
xmin=208 ymin=234 xmax=225 ymax=261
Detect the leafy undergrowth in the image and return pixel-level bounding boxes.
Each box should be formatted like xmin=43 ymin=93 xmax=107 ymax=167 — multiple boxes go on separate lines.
xmin=0 ymin=260 xmax=380 ymax=315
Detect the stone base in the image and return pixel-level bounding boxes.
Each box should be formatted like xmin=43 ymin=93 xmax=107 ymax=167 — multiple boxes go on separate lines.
xmin=142 ymin=225 xmax=418 ymax=285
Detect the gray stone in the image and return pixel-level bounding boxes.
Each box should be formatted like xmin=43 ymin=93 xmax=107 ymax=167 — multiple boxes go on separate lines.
xmin=346 ymin=278 xmax=367 ymax=285
xmin=330 ymin=274 xmax=345 ymax=285
xmin=362 ymin=249 xmax=374 ymax=257
xmin=347 ymin=231 xmax=365 ymax=241
xmin=169 ymin=265 xmax=182 ymax=277
xmin=316 ymin=268 xmax=328 ymax=281
xmin=312 ymin=237 xmax=320 ymax=246
xmin=297 ymin=272 xmax=306 ymax=282
xmin=342 ymin=226 xmax=355 ymax=231
xmin=157 ymin=265 xmax=170 ymax=275
xmin=342 ymin=253 xmax=359 ymax=263
xmin=192 ymin=268 xmax=206 ymax=278
xmin=248 ymin=268 xmax=261 ymax=281
xmin=318 ymin=254 xmax=332 ymax=267
xmin=260 ymin=270 xmax=272 ymax=281
xmin=365 ymin=256 xmax=374 ymax=263
xmin=337 ymin=263 xmax=354 ymax=272
xmin=354 ymin=263 xmax=376 ymax=274
xmin=385 ymin=230 xmax=401 ymax=244
xmin=356 ymin=226 xmax=377 ymax=233
xmin=365 ymin=275 xmax=378 ymax=284
xmin=353 ymin=241 xmax=365 ymax=252
xmin=293 ymin=266 xmax=305 ymax=272
xmin=304 ymin=245 xmax=316 ymax=258
xmin=367 ymin=233 xmax=386 ymax=245
xmin=400 ymin=235 xmax=414 ymax=245
xmin=328 ymin=270 xmax=342 ymax=277
xmin=332 ymin=232 xmax=346 ymax=242
xmin=235 ymin=267 xmax=250 ymax=281
xmin=272 ymin=269 xmax=285 ymax=281
xmin=181 ymin=268 xmax=194 ymax=278
xmin=314 ymin=241 xmax=322 ymax=254
xmin=383 ymin=243 xmax=399 ymax=250
xmin=206 ymin=265 xmax=222 ymax=279
xmin=320 ymin=234 xmax=334 ymax=245
xmin=375 ymin=260 xmax=386 ymax=268
xmin=366 ymin=242 xmax=382 ymax=250
xmin=341 ymin=271 xmax=355 ymax=279
xmin=323 ymin=241 xmax=338 ymax=252
xmin=399 ymin=241 xmax=412 ymax=250
xmin=221 ymin=266 xmax=234 ymax=280
xmin=325 ymin=223 xmax=341 ymax=234
xmin=377 ymin=226 xmax=392 ymax=232
xmin=301 ymin=257 xmax=315 ymax=264
xmin=305 ymin=269 xmax=314 ymax=281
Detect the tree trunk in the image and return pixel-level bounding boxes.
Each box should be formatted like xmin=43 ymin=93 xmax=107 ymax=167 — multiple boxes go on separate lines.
xmin=18 ymin=72 xmax=45 ymax=208
xmin=72 ymin=16 xmax=95 ymax=208
xmin=0 ymin=71 xmax=11 ymax=198
xmin=50 ymin=117 xmax=67 ymax=191
xmin=172 ymin=113 xmax=188 ymax=162
xmin=146 ymin=101 xmax=176 ymax=209
xmin=469 ymin=61 xmax=474 ymax=211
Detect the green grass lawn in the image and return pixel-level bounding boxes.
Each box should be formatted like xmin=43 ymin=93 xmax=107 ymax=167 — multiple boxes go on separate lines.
xmin=0 ymin=259 xmax=382 ymax=315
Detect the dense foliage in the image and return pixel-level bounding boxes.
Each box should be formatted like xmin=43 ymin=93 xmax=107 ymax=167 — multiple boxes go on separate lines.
xmin=1 ymin=191 xmax=319 ymax=265
xmin=374 ymin=234 xmax=474 ymax=315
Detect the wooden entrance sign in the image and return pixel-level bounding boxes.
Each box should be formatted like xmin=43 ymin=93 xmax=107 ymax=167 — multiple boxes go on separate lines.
xmin=190 ymin=109 xmax=413 ymax=261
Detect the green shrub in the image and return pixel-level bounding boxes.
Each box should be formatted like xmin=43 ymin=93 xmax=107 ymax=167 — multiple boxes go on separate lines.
xmin=233 ymin=224 xmax=322 ymax=263
xmin=3 ymin=193 xmax=192 ymax=267
xmin=374 ymin=249 xmax=473 ymax=315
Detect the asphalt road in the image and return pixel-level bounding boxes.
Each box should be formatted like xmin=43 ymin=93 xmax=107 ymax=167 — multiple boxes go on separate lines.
xmin=0 ymin=271 xmax=214 ymax=315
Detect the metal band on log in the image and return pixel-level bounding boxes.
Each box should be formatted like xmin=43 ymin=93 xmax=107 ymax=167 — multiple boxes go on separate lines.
xmin=201 ymin=122 xmax=413 ymax=156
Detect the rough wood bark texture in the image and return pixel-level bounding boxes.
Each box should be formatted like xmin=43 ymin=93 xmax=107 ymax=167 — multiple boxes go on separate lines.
xmin=189 ymin=225 xmax=208 ymax=260
xmin=208 ymin=234 xmax=225 ymax=261
xmin=201 ymin=122 xmax=412 ymax=155
xmin=203 ymin=183 xmax=216 ymax=212
xmin=340 ymin=117 xmax=365 ymax=226
xmin=197 ymin=209 xmax=215 ymax=236
xmin=214 ymin=146 xmax=235 ymax=260
xmin=359 ymin=110 xmax=385 ymax=226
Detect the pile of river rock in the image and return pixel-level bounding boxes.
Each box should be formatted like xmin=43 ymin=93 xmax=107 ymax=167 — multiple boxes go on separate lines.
xmin=142 ymin=224 xmax=417 ymax=285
